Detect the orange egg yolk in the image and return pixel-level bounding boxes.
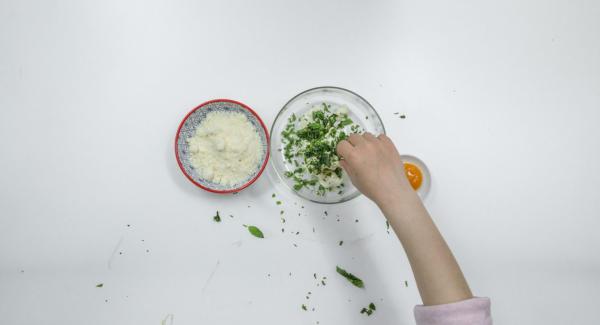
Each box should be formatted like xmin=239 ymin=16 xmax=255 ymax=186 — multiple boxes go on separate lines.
xmin=403 ymin=162 xmax=423 ymax=190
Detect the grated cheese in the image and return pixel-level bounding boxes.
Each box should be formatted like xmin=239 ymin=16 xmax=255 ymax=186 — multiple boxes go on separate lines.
xmin=187 ymin=111 xmax=261 ymax=186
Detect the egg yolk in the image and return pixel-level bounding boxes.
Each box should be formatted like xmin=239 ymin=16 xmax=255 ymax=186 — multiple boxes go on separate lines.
xmin=403 ymin=162 xmax=423 ymax=190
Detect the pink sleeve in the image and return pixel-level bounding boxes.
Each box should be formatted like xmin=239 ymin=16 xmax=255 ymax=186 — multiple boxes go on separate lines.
xmin=414 ymin=297 xmax=492 ymax=325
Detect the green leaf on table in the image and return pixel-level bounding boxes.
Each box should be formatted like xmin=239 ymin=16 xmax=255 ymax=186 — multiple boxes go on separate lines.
xmin=247 ymin=225 xmax=264 ymax=238
xmin=336 ymin=266 xmax=364 ymax=288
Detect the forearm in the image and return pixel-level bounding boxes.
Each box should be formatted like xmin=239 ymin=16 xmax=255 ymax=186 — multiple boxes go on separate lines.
xmin=378 ymin=191 xmax=473 ymax=306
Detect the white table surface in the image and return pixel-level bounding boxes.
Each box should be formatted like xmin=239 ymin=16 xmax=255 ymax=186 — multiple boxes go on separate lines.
xmin=1 ymin=1 xmax=599 ymax=324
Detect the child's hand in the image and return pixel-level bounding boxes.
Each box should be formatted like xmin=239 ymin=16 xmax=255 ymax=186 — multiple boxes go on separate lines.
xmin=336 ymin=133 xmax=415 ymax=206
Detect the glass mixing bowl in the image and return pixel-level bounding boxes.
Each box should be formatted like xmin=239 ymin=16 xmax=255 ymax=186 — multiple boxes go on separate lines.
xmin=269 ymin=87 xmax=385 ymax=204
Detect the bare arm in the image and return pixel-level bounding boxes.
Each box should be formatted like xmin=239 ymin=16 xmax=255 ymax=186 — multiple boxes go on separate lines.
xmin=337 ymin=133 xmax=472 ymax=305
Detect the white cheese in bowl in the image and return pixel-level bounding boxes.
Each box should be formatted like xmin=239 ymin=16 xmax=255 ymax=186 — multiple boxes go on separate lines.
xmin=186 ymin=111 xmax=261 ymax=186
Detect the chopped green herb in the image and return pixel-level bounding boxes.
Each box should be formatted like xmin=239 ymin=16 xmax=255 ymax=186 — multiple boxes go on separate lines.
xmin=96 ymin=283 xmax=103 ymax=288
xmin=276 ymin=201 xmax=282 ymax=205
xmin=400 ymin=114 xmax=406 ymax=119
xmin=272 ymin=193 xmax=276 ymax=198
xmin=360 ymin=302 xmax=376 ymax=316
xmin=213 ymin=211 xmax=221 ymax=222
xmin=336 ymin=266 xmax=364 ymax=288
xmin=405 ymin=280 xmax=408 ymax=287
xmin=301 ymin=304 xmax=307 ymax=311
xmin=339 ymin=240 xmax=343 ymax=246
xmin=245 ymin=225 xmax=264 ymax=238
xmin=386 ymin=220 xmax=390 ymax=229
xmin=280 ymin=210 xmax=284 ymax=215
xmin=281 ymin=102 xmax=360 ymax=195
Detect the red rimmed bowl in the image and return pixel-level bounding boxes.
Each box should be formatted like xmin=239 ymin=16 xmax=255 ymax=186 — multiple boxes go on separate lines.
xmin=175 ymin=99 xmax=270 ymax=193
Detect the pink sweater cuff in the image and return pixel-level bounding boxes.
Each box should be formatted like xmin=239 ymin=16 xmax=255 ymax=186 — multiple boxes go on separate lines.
xmin=414 ymin=297 xmax=492 ymax=325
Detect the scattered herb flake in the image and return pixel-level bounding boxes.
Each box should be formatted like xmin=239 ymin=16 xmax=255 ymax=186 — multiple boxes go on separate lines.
xmin=213 ymin=211 xmax=221 ymax=222
xmin=276 ymin=200 xmax=282 ymax=205
xmin=336 ymin=266 xmax=364 ymax=288
xmin=272 ymin=193 xmax=276 ymax=198
xmin=302 ymin=304 xmax=307 ymax=311
xmin=339 ymin=240 xmax=344 ymax=246
xmin=405 ymin=280 xmax=408 ymax=287
xmin=361 ymin=302 xmax=376 ymax=316
xmin=246 ymin=225 xmax=264 ymax=238
xmin=400 ymin=114 xmax=406 ymax=119
xmin=96 ymin=283 xmax=103 ymax=288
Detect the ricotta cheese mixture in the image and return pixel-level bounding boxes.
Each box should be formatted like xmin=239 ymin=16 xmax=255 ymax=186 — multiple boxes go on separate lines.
xmin=281 ymin=102 xmax=362 ymax=196
xmin=187 ymin=111 xmax=261 ymax=186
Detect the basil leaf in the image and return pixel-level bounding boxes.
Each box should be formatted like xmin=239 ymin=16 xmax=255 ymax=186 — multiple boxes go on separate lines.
xmin=336 ymin=266 xmax=364 ymax=288
xmin=247 ymin=225 xmax=264 ymax=238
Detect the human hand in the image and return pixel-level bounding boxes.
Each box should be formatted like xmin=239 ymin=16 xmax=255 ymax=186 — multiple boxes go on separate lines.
xmin=336 ymin=133 xmax=416 ymax=207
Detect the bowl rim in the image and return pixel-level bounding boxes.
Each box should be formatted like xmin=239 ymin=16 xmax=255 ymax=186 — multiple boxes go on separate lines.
xmin=174 ymin=98 xmax=270 ymax=194
xmin=269 ymin=86 xmax=386 ymax=204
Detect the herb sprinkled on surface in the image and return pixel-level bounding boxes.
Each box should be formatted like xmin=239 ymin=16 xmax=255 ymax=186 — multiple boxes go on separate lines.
xmin=360 ymin=302 xmax=376 ymax=316
xmin=244 ymin=225 xmax=264 ymax=238
xmin=213 ymin=211 xmax=221 ymax=222
xmin=336 ymin=266 xmax=364 ymax=288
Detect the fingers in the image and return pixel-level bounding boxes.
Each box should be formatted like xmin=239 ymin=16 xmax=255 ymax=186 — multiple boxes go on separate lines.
xmin=377 ymin=133 xmax=394 ymax=148
xmin=377 ymin=134 xmax=401 ymax=158
xmin=339 ymin=158 xmax=352 ymax=174
xmin=336 ymin=140 xmax=354 ymax=159
xmin=363 ymin=132 xmax=378 ymax=142
xmin=347 ymin=133 xmax=366 ymax=146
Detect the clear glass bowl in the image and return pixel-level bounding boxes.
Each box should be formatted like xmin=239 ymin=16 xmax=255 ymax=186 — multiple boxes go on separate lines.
xmin=269 ymin=87 xmax=385 ymax=204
